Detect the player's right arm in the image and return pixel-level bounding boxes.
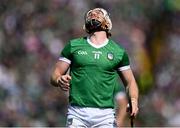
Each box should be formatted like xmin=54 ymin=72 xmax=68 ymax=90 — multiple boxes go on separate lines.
xmin=51 ymin=41 xmax=72 ymax=91
xmin=50 ymin=60 xmax=71 ymax=91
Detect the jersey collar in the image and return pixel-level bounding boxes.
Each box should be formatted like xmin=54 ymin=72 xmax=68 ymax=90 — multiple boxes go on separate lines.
xmin=87 ymin=37 xmax=109 ymax=48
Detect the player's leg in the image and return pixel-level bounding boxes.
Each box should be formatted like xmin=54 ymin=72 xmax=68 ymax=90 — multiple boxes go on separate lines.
xmin=87 ymin=107 xmax=116 ymax=128
xmin=67 ymin=105 xmax=116 ymax=127
xmin=66 ymin=117 xmax=88 ymax=128
xmin=66 ymin=106 xmax=88 ymax=128
xmin=91 ymin=117 xmax=116 ymax=128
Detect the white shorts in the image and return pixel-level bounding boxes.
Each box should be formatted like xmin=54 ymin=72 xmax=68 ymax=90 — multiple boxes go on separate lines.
xmin=66 ymin=105 xmax=117 ymax=128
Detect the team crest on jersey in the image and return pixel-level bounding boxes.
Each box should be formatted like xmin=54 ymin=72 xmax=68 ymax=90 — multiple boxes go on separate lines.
xmin=107 ymin=52 xmax=114 ymax=60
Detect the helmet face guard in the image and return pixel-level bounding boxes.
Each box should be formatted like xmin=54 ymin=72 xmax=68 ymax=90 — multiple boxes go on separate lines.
xmin=85 ymin=19 xmax=102 ymax=32
xmin=84 ymin=8 xmax=112 ymax=34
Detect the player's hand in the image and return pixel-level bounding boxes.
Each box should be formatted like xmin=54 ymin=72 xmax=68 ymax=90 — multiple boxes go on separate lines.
xmin=130 ymin=98 xmax=139 ymax=117
xmin=57 ymin=74 xmax=71 ymax=91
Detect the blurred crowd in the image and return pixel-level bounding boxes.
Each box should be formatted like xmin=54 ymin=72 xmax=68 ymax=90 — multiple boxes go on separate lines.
xmin=0 ymin=0 xmax=180 ymax=127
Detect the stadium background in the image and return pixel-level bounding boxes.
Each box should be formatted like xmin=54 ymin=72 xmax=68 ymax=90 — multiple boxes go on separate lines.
xmin=0 ymin=0 xmax=180 ymax=127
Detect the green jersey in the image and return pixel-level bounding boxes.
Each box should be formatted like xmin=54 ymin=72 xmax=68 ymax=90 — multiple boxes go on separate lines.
xmin=59 ymin=37 xmax=130 ymax=108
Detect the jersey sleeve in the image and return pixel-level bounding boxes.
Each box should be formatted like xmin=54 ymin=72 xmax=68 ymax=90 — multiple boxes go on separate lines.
xmin=59 ymin=42 xmax=72 ymax=64
xmin=118 ymin=51 xmax=130 ymax=71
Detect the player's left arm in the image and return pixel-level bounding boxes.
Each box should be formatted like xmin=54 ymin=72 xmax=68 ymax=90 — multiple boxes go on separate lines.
xmin=118 ymin=69 xmax=139 ymax=116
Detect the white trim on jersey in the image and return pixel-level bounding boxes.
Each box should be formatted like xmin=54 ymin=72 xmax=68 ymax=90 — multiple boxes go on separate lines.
xmin=118 ymin=65 xmax=130 ymax=71
xmin=87 ymin=37 xmax=109 ymax=48
xmin=59 ymin=57 xmax=71 ymax=64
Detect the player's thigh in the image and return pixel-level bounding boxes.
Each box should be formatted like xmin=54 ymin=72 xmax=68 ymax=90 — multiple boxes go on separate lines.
xmin=66 ymin=116 xmax=88 ymax=128
xmin=92 ymin=117 xmax=116 ymax=128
